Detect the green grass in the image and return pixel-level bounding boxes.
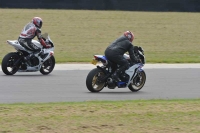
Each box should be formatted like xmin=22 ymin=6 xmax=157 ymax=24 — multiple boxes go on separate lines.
xmin=0 ymin=9 xmax=200 ymax=63
xmin=0 ymin=99 xmax=200 ymax=133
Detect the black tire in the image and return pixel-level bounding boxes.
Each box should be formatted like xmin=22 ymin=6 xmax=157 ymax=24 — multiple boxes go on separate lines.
xmin=40 ymin=56 xmax=55 ymax=75
xmin=1 ymin=53 xmax=20 ymax=75
xmin=86 ymin=68 xmax=106 ymax=92
xmin=128 ymin=70 xmax=146 ymax=92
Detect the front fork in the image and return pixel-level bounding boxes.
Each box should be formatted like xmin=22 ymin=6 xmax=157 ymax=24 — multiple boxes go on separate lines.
xmin=131 ymin=68 xmax=144 ymax=85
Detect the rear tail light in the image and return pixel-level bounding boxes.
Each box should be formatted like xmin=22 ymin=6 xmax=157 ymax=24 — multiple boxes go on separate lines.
xmin=94 ymin=55 xmax=98 ymax=59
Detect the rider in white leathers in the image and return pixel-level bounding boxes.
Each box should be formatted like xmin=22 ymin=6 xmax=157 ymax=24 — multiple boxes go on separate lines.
xmin=18 ymin=17 xmax=51 ymax=62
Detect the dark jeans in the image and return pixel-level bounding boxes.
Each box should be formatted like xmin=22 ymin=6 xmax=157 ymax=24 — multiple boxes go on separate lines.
xmin=105 ymin=48 xmax=129 ymax=74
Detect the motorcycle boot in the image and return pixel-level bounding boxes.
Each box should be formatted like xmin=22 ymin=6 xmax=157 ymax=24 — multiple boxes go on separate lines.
xmin=112 ymin=64 xmax=129 ymax=82
xmin=112 ymin=70 xmax=121 ymax=82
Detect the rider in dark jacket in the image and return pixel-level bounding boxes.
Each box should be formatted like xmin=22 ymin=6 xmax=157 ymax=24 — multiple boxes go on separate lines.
xmin=104 ymin=31 xmax=139 ymax=82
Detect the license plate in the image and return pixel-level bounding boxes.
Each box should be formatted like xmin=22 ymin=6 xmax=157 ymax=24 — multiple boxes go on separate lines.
xmin=91 ymin=59 xmax=98 ymax=65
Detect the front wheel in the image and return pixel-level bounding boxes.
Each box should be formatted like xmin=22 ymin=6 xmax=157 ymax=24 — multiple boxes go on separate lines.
xmin=128 ymin=70 xmax=146 ymax=92
xmin=86 ymin=68 xmax=106 ymax=92
xmin=1 ymin=53 xmax=20 ymax=75
xmin=40 ymin=56 xmax=55 ymax=75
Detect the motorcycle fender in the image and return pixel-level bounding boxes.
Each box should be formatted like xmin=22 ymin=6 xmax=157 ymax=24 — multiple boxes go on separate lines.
xmin=138 ymin=67 xmax=144 ymax=72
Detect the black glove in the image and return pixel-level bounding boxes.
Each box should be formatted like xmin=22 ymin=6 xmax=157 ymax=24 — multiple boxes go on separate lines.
xmin=134 ymin=46 xmax=139 ymax=53
xmin=133 ymin=56 xmax=141 ymax=63
xmin=138 ymin=46 xmax=144 ymax=53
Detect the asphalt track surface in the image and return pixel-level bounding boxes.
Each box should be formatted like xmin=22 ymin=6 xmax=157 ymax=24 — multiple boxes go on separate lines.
xmin=0 ymin=64 xmax=200 ymax=103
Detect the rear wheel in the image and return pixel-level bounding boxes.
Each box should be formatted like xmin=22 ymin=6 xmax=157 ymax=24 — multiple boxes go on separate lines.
xmin=128 ymin=70 xmax=146 ymax=92
xmin=1 ymin=53 xmax=20 ymax=75
xmin=86 ymin=68 xmax=106 ymax=92
xmin=40 ymin=56 xmax=55 ymax=75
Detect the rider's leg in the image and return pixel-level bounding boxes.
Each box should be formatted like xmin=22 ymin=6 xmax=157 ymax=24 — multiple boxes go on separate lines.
xmin=112 ymin=56 xmax=129 ymax=82
xmin=22 ymin=41 xmax=41 ymax=65
xmin=105 ymin=50 xmax=129 ymax=82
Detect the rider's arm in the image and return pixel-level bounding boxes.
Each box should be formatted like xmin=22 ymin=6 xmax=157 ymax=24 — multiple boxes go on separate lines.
xmin=36 ymin=29 xmax=51 ymax=48
xmin=128 ymin=44 xmax=140 ymax=63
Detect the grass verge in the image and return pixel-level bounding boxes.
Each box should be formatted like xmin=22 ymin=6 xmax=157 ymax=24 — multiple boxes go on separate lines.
xmin=0 ymin=99 xmax=200 ymax=133
xmin=0 ymin=9 xmax=200 ymax=63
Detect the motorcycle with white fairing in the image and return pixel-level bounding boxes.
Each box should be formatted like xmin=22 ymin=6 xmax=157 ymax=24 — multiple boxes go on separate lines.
xmin=86 ymin=46 xmax=146 ymax=92
xmin=1 ymin=33 xmax=55 ymax=75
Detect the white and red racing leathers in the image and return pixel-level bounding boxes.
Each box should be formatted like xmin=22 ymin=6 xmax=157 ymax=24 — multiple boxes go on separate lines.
xmin=18 ymin=22 xmax=50 ymax=52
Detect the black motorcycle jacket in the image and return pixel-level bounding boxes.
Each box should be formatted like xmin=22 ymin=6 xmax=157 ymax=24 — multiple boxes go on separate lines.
xmin=105 ymin=35 xmax=137 ymax=62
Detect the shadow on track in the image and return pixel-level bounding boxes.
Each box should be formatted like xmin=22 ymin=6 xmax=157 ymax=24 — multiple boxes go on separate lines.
xmin=86 ymin=91 xmax=147 ymax=94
